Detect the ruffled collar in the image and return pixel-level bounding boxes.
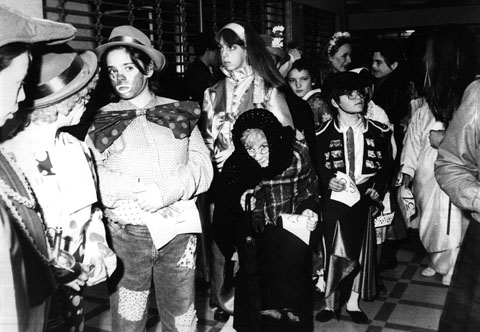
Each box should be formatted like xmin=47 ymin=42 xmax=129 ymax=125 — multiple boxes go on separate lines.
xmin=221 ymin=65 xmax=269 ymax=104
xmin=221 ymin=65 xmax=254 ymax=81
xmin=303 ymin=88 xmax=322 ymax=101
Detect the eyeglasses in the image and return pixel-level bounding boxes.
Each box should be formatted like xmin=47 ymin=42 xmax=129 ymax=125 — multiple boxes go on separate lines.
xmin=345 ymin=90 xmax=365 ymax=100
xmin=246 ymin=144 xmax=269 ymax=158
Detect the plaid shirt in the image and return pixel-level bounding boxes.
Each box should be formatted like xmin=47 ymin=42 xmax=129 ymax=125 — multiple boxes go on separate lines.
xmin=86 ymin=95 xmax=213 ymax=225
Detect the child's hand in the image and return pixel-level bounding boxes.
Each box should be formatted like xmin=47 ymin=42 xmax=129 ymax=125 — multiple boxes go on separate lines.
xmin=64 ymin=264 xmax=89 ymax=291
xmin=86 ymin=255 xmax=107 ymax=286
xmin=214 ymin=146 xmax=234 ymax=170
xmin=429 ymin=130 xmax=445 ymax=149
xmin=134 ymin=183 xmax=164 ymax=213
xmin=329 ymin=177 xmax=346 ymax=192
xmin=366 ymin=188 xmax=380 ymax=202
xmin=302 ymin=209 xmax=318 ymax=231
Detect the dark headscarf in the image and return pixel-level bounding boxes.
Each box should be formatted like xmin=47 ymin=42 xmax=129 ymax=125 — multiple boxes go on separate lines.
xmin=231 ymin=108 xmax=295 ymax=181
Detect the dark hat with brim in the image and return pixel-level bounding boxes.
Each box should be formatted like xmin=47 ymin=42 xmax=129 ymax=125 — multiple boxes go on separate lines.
xmin=324 ymin=72 xmax=363 ymax=99
xmin=26 ymin=44 xmax=98 ymax=109
xmin=350 ymin=67 xmax=375 ymax=87
xmin=0 ymin=4 xmax=76 ymax=48
xmin=95 ymin=25 xmax=166 ymax=71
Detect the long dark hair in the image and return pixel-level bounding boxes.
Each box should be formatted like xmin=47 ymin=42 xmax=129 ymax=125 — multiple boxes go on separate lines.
xmin=423 ymin=24 xmax=476 ymax=124
xmin=0 ymin=42 xmax=30 ymax=72
xmin=216 ymin=21 xmax=285 ymax=90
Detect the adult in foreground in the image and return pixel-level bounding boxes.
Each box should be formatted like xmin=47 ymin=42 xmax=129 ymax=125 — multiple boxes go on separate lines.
xmin=0 ymin=5 xmax=75 ymax=332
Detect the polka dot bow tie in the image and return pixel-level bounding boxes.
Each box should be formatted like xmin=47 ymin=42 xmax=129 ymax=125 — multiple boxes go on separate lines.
xmin=89 ymin=101 xmax=201 ymax=153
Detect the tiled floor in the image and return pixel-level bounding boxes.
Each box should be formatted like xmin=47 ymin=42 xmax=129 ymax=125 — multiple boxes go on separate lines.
xmin=84 ymin=232 xmax=448 ymax=332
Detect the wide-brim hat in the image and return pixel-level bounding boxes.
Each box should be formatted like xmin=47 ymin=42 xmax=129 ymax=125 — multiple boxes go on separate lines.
xmin=324 ymin=72 xmax=363 ymax=95
xmin=26 ymin=44 xmax=98 ymax=109
xmin=0 ymin=4 xmax=76 ymax=48
xmin=95 ymin=25 xmax=166 ymax=71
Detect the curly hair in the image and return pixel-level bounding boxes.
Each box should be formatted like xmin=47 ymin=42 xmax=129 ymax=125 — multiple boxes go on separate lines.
xmin=288 ymin=58 xmax=320 ymax=86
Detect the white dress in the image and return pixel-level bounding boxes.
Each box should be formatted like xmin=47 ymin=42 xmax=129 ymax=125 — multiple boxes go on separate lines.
xmin=401 ymin=99 xmax=469 ymax=275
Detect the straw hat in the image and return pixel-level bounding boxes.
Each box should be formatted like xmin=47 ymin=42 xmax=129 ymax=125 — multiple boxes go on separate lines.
xmin=0 ymin=4 xmax=76 ymax=48
xmin=26 ymin=44 xmax=98 ymax=109
xmin=95 ymin=25 xmax=166 ymax=71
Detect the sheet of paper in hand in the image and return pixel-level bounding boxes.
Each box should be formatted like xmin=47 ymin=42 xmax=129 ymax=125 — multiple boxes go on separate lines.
xmin=330 ymin=171 xmax=360 ymax=207
xmin=280 ymin=213 xmax=310 ymax=245
xmin=144 ymin=200 xmax=202 ymax=249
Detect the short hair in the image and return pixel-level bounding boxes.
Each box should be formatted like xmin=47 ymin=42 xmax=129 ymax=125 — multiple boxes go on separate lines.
xmin=372 ymin=39 xmax=404 ymax=67
xmin=289 ymin=58 xmax=319 ymax=84
xmin=240 ymin=128 xmax=265 ymax=147
xmin=192 ymin=32 xmax=217 ymax=56
xmin=290 ymin=58 xmax=313 ymax=74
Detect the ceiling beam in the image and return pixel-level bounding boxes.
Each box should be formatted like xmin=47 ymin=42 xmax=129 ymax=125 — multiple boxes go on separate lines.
xmin=348 ymin=5 xmax=480 ymax=30
xmin=292 ymin=0 xmax=344 ymax=14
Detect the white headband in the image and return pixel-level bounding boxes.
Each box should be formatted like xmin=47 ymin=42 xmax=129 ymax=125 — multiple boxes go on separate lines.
xmin=221 ymin=23 xmax=246 ymax=44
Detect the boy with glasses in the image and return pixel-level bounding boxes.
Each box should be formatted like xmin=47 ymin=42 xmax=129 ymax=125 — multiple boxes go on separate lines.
xmin=315 ymin=72 xmax=393 ymax=324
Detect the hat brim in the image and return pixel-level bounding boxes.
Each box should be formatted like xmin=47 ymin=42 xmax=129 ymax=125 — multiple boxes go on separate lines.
xmin=95 ymin=41 xmax=166 ymax=71
xmin=30 ymin=50 xmax=98 ymax=109
xmin=0 ymin=4 xmax=76 ymax=48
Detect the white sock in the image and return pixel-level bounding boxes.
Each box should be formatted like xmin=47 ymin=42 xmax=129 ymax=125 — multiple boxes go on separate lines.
xmin=346 ymin=291 xmax=360 ymax=311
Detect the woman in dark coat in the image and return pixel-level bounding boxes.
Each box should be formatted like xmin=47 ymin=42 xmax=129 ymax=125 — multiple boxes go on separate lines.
xmin=212 ymin=108 xmax=320 ymax=332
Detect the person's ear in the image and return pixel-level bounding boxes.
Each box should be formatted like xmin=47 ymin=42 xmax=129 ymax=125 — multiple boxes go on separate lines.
xmin=146 ymin=61 xmax=155 ymax=78
xmin=390 ymin=61 xmax=398 ymax=71
xmin=331 ymin=98 xmax=339 ymax=109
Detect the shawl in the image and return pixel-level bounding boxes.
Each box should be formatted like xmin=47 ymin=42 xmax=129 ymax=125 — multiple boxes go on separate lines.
xmin=212 ymin=109 xmax=319 ymax=258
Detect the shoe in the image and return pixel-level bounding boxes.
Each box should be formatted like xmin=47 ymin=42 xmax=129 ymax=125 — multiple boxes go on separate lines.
xmin=421 ymin=267 xmax=436 ymax=277
xmin=346 ymin=309 xmax=369 ymax=324
xmin=213 ymin=309 xmax=230 ymax=322
xmin=315 ymin=309 xmax=335 ymax=322
xmin=442 ymin=272 xmax=452 ymax=286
